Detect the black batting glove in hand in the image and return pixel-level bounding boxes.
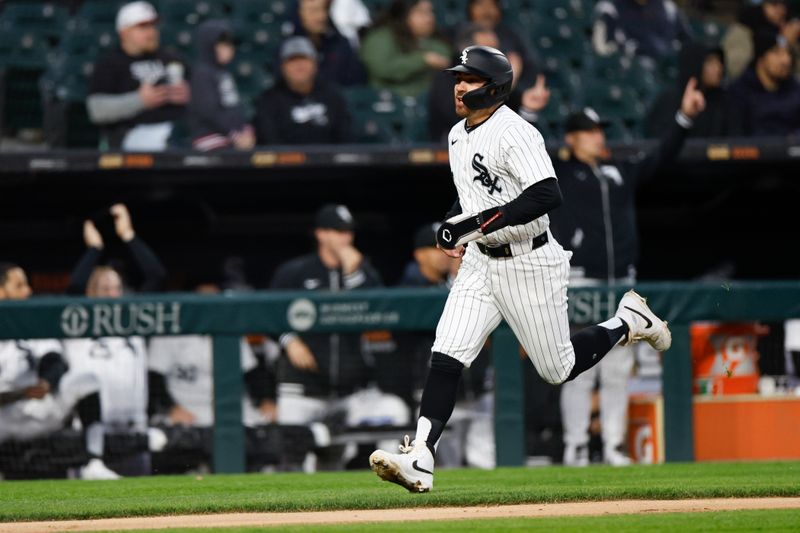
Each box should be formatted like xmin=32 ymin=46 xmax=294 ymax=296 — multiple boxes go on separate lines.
xmin=436 ymin=207 xmax=504 ymax=250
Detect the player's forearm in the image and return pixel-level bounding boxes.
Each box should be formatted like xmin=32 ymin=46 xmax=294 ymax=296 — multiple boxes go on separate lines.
xmin=0 ymin=390 xmax=25 ymax=407
xmin=87 ymin=92 xmax=145 ymax=124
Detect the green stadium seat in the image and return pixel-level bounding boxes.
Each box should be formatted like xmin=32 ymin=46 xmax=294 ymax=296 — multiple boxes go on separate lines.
xmin=530 ymin=18 xmax=588 ymax=69
xmin=159 ymin=0 xmax=224 ymax=27
xmin=160 ymin=25 xmax=197 ymax=59
xmin=539 ymin=56 xmax=581 ymax=100
xmin=689 ymin=18 xmax=727 ymax=45
xmin=230 ymin=0 xmax=290 ymax=27
xmin=230 ymin=54 xmax=273 ymax=111
xmin=71 ymin=0 xmax=127 ymax=31
xmin=344 ymin=87 xmax=411 ymax=144
xmin=0 ymin=31 xmax=51 ymax=69
xmin=233 ymin=23 xmax=283 ymax=68
xmin=433 ymin=0 xmax=468 ymax=29
xmin=0 ymin=2 xmax=69 ymax=43
xmin=582 ymin=80 xmax=646 ymax=138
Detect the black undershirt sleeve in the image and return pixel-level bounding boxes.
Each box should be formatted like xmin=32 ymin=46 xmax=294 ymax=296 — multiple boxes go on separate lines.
xmin=148 ymin=370 xmax=177 ymax=416
xmin=500 ymin=177 xmax=562 ymax=226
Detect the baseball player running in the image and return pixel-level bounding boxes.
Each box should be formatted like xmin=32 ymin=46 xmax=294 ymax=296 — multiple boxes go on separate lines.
xmin=369 ymin=46 xmax=671 ymax=492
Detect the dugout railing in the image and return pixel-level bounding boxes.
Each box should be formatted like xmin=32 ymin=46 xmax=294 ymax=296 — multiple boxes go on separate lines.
xmin=1 ymin=282 xmax=799 ymax=473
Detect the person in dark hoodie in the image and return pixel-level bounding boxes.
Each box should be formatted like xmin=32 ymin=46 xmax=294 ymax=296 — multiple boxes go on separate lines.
xmin=283 ymin=0 xmax=367 ymax=87
xmin=646 ymin=41 xmax=741 ymax=138
xmin=254 ymin=36 xmax=352 ymax=145
xmin=188 ymin=20 xmax=255 ymax=151
xmin=729 ymin=29 xmax=800 ymax=137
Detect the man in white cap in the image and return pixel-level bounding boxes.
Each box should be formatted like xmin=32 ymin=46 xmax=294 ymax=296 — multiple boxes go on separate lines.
xmin=88 ymin=1 xmax=190 ymax=151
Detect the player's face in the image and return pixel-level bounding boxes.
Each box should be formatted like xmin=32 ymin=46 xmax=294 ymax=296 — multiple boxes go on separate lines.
xmin=316 ymin=228 xmax=354 ymax=250
xmin=567 ymin=128 xmax=606 ymax=161
xmin=120 ymin=21 xmax=160 ymax=55
xmin=415 ymin=247 xmax=453 ymax=279
xmin=454 ymin=72 xmax=488 ymax=117
xmin=0 ymin=268 xmax=32 ymax=300
xmin=89 ymin=270 xmax=124 ymax=298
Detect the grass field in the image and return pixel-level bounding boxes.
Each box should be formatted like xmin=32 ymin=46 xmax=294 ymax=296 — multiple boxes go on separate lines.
xmin=1 ymin=461 xmax=799 ymax=523
xmin=120 ymin=509 xmax=800 ymax=533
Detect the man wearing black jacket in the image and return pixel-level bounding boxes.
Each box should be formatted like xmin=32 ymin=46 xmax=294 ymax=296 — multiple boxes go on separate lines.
xmin=269 ymin=204 xmax=383 ymax=427
xmin=253 ymin=36 xmax=352 ymax=145
xmin=551 ymin=79 xmax=705 ymax=467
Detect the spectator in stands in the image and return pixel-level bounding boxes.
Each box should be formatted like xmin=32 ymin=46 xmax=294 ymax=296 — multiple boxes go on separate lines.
xmin=67 ymin=204 xmax=166 ymax=295
xmin=87 ymin=1 xmax=190 ymax=151
xmin=360 ymin=0 xmax=452 ymax=97
xmin=428 ymin=25 xmax=548 ymax=142
xmin=188 ymin=20 xmax=255 ymax=152
xmin=722 ymin=0 xmax=800 ymax=79
xmin=729 ymin=30 xmax=800 ymax=137
xmin=284 ymin=0 xmax=368 ymax=86
xmin=646 ymin=42 xmax=741 ymax=137
xmin=592 ymin=0 xmax=692 ymax=60
xmin=254 ymin=37 xmax=352 ymax=145
xmin=462 ymin=0 xmax=540 ymax=89
xmin=0 ymin=263 xmax=120 ymax=480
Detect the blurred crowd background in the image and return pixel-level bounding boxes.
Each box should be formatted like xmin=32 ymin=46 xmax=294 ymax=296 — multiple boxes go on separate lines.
xmin=0 ymin=0 xmax=799 ymax=150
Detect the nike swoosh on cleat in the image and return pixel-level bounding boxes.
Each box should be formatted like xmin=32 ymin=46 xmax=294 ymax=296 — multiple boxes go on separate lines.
xmin=412 ymin=460 xmax=433 ymax=475
xmin=624 ymin=306 xmax=653 ymax=328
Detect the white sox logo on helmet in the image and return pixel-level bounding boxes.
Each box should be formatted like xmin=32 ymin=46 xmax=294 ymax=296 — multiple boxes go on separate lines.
xmin=461 ymin=49 xmax=468 ymax=64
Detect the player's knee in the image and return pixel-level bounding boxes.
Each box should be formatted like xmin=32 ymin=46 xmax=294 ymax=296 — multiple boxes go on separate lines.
xmin=540 ymin=364 xmax=572 ymax=385
xmin=430 ymin=351 xmax=464 ymax=375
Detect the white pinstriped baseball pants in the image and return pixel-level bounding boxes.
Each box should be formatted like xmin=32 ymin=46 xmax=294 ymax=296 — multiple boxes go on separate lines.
xmin=432 ymin=234 xmax=576 ymax=385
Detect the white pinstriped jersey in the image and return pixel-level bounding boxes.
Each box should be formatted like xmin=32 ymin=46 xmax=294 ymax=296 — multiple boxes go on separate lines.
xmin=63 ymin=337 xmax=148 ymax=430
xmin=433 ymin=105 xmax=576 ymax=385
xmin=447 ymin=105 xmax=556 ymax=246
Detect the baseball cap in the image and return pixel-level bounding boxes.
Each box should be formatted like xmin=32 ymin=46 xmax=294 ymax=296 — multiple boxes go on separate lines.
xmin=565 ymin=107 xmax=605 ymax=133
xmin=314 ymin=204 xmax=355 ymax=231
xmin=413 ymin=222 xmax=441 ymax=249
xmin=280 ymin=36 xmax=318 ymax=62
xmin=116 ymin=1 xmax=159 ymax=32
xmin=753 ymin=29 xmax=788 ymax=61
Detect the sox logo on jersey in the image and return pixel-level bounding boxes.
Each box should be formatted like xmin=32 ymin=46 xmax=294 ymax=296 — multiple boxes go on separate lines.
xmin=471 ymin=154 xmax=502 ymax=195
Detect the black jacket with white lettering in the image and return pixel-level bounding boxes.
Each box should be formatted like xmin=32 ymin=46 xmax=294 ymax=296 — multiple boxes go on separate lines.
xmin=548 ymin=116 xmax=689 ymax=281
xmin=269 ymin=252 xmax=382 ymax=398
xmin=253 ymin=79 xmax=352 ymax=145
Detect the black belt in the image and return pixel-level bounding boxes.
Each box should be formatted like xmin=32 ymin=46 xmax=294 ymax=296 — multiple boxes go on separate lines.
xmin=476 ymin=233 xmax=548 ymax=258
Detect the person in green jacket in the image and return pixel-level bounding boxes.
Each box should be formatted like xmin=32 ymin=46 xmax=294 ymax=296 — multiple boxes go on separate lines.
xmin=360 ymin=0 xmax=452 ymax=98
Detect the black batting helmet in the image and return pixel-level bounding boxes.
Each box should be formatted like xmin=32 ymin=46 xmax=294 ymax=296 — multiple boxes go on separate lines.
xmin=446 ymin=45 xmax=513 ymax=110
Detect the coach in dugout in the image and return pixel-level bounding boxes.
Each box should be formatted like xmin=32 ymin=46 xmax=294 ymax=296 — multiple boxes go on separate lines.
xmin=87 ymin=1 xmax=189 ymax=151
